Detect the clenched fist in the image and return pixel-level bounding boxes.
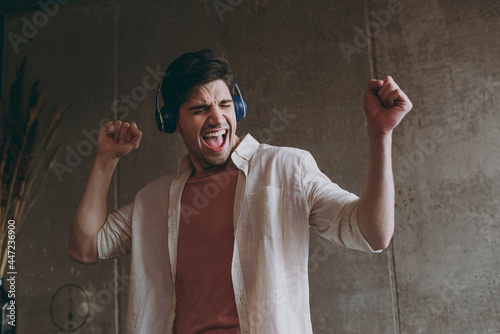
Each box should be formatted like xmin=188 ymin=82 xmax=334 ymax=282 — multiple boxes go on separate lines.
xmin=364 ymin=76 xmax=413 ymax=136
xmin=97 ymin=120 xmax=142 ymax=159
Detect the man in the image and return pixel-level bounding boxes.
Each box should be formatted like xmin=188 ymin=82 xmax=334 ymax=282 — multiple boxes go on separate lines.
xmin=69 ymin=49 xmax=412 ymax=333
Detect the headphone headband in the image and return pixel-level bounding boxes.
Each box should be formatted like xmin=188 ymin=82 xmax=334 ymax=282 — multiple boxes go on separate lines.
xmin=155 ymin=73 xmax=168 ymax=132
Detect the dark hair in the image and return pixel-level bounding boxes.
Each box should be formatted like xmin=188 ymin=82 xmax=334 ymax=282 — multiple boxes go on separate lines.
xmin=161 ymin=49 xmax=236 ymax=119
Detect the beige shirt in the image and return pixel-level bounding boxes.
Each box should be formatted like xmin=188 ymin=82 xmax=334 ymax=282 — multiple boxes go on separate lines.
xmin=97 ymin=134 xmax=380 ymax=334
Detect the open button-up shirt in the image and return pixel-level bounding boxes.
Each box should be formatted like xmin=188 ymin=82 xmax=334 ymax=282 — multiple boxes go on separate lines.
xmin=97 ymin=134 xmax=380 ymax=334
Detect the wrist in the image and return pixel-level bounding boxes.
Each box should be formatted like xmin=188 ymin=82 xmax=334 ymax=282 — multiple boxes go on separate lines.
xmin=94 ymin=153 xmax=120 ymax=171
xmin=367 ymin=124 xmax=393 ymax=138
xmin=367 ymin=129 xmax=392 ymax=145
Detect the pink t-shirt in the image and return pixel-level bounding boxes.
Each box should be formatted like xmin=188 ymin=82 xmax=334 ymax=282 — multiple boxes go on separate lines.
xmin=173 ymin=160 xmax=240 ymax=334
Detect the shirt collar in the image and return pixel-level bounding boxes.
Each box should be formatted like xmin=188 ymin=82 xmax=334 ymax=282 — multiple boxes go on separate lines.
xmin=177 ymin=154 xmax=193 ymax=176
xmin=231 ymin=133 xmax=260 ymax=174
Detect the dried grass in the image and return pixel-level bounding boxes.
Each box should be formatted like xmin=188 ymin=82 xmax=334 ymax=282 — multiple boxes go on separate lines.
xmin=0 ymin=58 xmax=71 ymax=276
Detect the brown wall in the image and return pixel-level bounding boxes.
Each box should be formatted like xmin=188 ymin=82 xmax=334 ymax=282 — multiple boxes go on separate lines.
xmin=2 ymin=0 xmax=499 ymax=332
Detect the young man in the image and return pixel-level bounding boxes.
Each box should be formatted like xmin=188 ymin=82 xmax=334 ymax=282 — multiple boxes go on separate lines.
xmin=69 ymin=49 xmax=412 ymax=333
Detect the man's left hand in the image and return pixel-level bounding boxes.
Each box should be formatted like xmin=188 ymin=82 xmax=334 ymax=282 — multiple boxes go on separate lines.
xmin=364 ymin=76 xmax=413 ymax=136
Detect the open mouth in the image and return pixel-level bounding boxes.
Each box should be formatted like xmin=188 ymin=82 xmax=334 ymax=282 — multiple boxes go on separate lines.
xmin=202 ymin=129 xmax=228 ymax=152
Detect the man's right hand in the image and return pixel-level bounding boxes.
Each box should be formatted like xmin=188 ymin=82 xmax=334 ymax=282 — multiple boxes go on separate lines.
xmin=98 ymin=120 xmax=142 ymax=159
xmin=69 ymin=120 xmax=142 ymax=264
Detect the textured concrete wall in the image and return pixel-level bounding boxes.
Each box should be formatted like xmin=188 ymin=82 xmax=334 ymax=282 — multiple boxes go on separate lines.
xmin=373 ymin=0 xmax=500 ymax=332
xmin=2 ymin=0 xmax=499 ymax=333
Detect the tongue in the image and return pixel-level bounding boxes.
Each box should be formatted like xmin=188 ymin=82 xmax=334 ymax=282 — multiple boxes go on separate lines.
xmin=204 ymin=135 xmax=224 ymax=148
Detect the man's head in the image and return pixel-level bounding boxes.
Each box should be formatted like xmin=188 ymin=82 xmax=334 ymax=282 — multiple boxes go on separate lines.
xmin=161 ymin=49 xmax=240 ymax=173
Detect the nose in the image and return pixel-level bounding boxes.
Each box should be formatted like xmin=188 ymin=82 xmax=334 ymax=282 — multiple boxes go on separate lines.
xmin=207 ymin=106 xmax=226 ymax=126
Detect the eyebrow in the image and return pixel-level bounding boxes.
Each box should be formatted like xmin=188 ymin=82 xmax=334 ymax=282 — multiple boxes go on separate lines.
xmin=187 ymin=99 xmax=233 ymax=111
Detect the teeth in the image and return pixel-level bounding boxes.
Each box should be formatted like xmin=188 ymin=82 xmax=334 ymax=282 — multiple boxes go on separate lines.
xmin=203 ymin=130 xmax=226 ymax=138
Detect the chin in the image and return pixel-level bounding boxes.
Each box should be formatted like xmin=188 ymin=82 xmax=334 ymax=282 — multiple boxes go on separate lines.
xmin=205 ymin=151 xmax=231 ymax=167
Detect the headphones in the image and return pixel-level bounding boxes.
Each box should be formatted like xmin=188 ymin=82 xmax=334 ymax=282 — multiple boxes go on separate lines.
xmin=155 ymin=72 xmax=248 ymax=133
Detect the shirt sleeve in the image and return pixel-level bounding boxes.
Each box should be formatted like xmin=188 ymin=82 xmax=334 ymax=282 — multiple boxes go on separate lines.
xmin=301 ymin=152 xmax=381 ymax=253
xmin=97 ymin=202 xmax=134 ymax=261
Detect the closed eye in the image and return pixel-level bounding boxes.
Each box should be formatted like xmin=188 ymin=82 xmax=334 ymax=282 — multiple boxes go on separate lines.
xmin=188 ymin=99 xmax=233 ymax=114
xmin=192 ymin=108 xmax=208 ymax=115
xmin=219 ymin=99 xmax=233 ymax=108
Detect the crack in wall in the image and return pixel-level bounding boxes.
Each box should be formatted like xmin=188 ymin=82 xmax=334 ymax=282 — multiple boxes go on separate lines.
xmin=112 ymin=1 xmax=122 ymax=333
xmin=364 ymin=1 xmax=401 ymax=333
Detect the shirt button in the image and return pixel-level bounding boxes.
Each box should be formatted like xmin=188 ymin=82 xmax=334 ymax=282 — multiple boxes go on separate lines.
xmin=171 ymin=303 xmax=175 ymax=309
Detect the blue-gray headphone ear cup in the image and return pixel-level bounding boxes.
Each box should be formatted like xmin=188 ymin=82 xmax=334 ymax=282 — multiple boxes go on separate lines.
xmin=233 ymin=95 xmax=247 ymax=122
xmin=162 ymin=107 xmax=177 ymax=134
xmin=156 ymin=106 xmax=176 ymax=134
xmin=233 ymin=83 xmax=248 ymax=122
xmin=155 ymin=72 xmax=177 ymax=134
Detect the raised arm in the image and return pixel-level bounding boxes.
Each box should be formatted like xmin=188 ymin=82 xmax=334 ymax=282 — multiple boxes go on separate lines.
xmin=68 ymin=120 xmax=142 ymax=264
xmin=357 ymin=76 xmax=412 ymax=251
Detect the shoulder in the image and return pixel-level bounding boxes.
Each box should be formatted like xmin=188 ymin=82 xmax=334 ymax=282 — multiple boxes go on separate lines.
xmin=253 ymin=142 xmax=315 ymax=166
xmin=247 ymin=142 xmax=319 ymax=181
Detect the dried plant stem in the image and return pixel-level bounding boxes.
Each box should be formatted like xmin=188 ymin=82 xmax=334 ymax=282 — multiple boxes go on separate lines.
xmin=0 ymin=250 xmax=8 ymax=276
xmin=5 ymin=93 xmax=46 ymax=216
xmin=0 ymin=144 xmax=64 ymax=277
xmin=0 ymin=135 xmax=13 ymax=224
xmin=16 ymin=144 xmax=63 ymax=233
xmin=0 ymin=61 xmax=70 ymax=278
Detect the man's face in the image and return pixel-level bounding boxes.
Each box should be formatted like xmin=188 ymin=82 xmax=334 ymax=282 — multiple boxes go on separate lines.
xmin=176 ymin=79 xmax=240 ymax=173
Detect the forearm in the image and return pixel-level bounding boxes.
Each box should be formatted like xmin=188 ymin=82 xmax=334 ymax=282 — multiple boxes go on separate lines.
xmin=69 ymin=154 xmax=119 ymax=263
xmin=357 ymin=131 xmax=395 ymax=251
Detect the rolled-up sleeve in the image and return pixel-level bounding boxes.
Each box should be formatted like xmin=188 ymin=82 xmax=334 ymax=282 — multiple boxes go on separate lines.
xmin=97 ymin=202 xmax=134 ymax=261
xmin=301 ymin=152 xmax=381 ymax=253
